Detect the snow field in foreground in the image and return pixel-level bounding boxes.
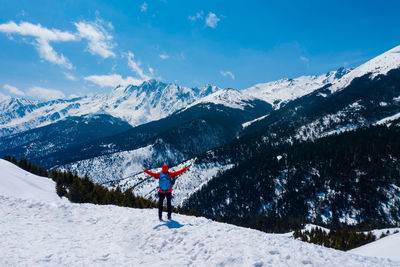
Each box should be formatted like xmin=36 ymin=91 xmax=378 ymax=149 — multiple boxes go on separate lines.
xmin=0 ymin=159 xmax=399 ymax=266
xmin=1 ymin=196 xmax=397 ymax=267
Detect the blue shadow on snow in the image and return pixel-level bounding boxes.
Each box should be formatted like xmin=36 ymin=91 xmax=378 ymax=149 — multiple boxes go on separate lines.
xmin=153 ymin=219 xmax=187 ymax=229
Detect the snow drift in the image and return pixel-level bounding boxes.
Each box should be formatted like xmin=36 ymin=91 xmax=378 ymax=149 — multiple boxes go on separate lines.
xmin=0 ymin=159 xmax=62 ymax=202
xmin=349 ymin=232 xmax=400 ymax=262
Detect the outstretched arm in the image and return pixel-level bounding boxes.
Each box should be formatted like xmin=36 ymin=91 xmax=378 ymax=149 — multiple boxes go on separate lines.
xmin=170 ymin=166 xmax=190 ymax=177
xmin=143 ymin=169 xmax=160 ymax=178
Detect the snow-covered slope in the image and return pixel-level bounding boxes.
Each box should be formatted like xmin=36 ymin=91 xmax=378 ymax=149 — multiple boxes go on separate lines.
xmin=116 ymin=158 xmax=234 ymax=206
xmin=3 ymin=197 xmax=398 ymax=266
xmin=0 ymin=80 xmax=219 ymax=137
xmin=1 ymin=159 xmax=398 ymax=266
xmin=245 ymin=45 xmax=400 ymax=109
xmin=349 ymin=233 xmax=400 ymax=261
xmin=182 ymin=88 xmax=259 ymax=111
xmin=244 ymin=67 xmax=350 ymax=108
xmin=0 ymin=159 xmax=61 ymax=202
xmin=330 ymin=45 xmax=400 ymax=93
xmin=58 ymin=141 xmax=186 ymax=185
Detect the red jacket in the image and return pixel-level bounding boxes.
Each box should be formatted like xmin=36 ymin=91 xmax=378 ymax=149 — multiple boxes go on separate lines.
xmin=144 ymin=167 xmax=188 ymax=193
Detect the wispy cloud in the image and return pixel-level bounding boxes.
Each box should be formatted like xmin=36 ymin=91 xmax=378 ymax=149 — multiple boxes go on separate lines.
xmin=3 ymin=84 xmax=25 ymax=96
xmin=27 ymin=86 xmax=65 ymax=100
xmin=159 ymin=53 xmax=169 ymax=60
xmin=220 ymin=70 xmax=235 ymax=80
xmin=84 ymin=74 xmax=144 ymax=87
xmin=205 ymin=12 xmax=220 ymax=28
xmin=63 ymin=72 xmax=77 ymax=81
xmin=75 ymin=20 xmax=115 ymax=58
xmin=148 ymin=67 xmax=154 ymax=76
xmin=125 ymin=51 xmax=152 ymax=80
xmin=140 ymin=2 xmax=148 ymax=12
xmin=0 ymin=92 xmax=11 ymax=101
xmin=300 ymin=56 xmax=309 ymax=62
xmin=188 ymin=11 xmax=203 ymax=21
xmin=0 ymin=21 xmax=76 ymax=68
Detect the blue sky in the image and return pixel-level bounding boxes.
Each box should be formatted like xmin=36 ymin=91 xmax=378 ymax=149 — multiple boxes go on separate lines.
xmin=0 ymin=0 xmax=399 ymax=100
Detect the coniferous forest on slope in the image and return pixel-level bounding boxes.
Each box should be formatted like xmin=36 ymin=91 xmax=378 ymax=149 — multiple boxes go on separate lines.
xmin=182 ymin=124 xmax=400 ymax=230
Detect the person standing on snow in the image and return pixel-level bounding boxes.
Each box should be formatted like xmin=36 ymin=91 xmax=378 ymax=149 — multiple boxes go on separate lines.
xmin=143 ymin=164 xmax=190 ymax=220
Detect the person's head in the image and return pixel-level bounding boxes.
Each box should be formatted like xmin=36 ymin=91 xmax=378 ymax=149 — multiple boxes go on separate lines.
xmin=162 ymin=164 xmax=168 ymax=173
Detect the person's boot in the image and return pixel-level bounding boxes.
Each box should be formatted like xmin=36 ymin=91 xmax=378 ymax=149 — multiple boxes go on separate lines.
xmin=167 ymin=214 xmax=171 ymax=220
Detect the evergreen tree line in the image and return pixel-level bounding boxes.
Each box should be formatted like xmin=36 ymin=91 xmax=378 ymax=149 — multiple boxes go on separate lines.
xmin=293 ymin=227 xmax=399 ymax=251
xmin=4 ymin=155 xmax=48 ymax=177
xmin=3 ymin=156 xmax=157 ymax=209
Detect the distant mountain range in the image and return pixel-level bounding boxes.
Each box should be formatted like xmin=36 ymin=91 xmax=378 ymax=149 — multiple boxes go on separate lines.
xmin=0 ymin=67 xmax=352 ymax=138
xmin=0 ymin=80 xmax=219 ymax=137
xmin=0 ymin=63 xmax=353 ymax=173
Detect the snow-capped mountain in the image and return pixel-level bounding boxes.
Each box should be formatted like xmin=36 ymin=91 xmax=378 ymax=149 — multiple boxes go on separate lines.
xmin=244 ymin=67 xmax=350 ymax=109
xmin=0 ymin=159 xmax=397 ymax=266
xmin=182 ymin=88 xmax=259 ymax=111
xmin=329 ymin=45 xmax=400 ymax=93
xmin=241 ymin=45 xmax=400 ymax=141
xmin=0 ymin=68 xmax=353 ymax=138
xmin=0 ymin=80 xmax=219 ymax=137
xmin=52 ymin=99 xmax=272 ymax=182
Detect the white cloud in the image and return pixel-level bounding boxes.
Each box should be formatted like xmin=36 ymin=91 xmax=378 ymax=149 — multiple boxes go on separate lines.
xmin=125 ymin=51 xmax=151 ymax=80
xmin=0 ymin=21 xmax=76 ymax=68
xmin=0 ymin=21 xmax=76 ymax=41
xmin=84 ymin=74 xmax=144 ymax=87
xmin=36 ymin=39 xmax=73 ymax=68
xmin=0 ymin=92 xmax=11 ymax=101
xmin=148 ymin=67 xmax=154 ymax=76
xmin=300 ymin=56 xmax=309 ymax=62
xmin=63 ymin=72 xmax=77 ymax=81
xmin=188 ymin=11 xmax=203 ymax=21
xmin=85 ymin=51 xmax=154 ymax=88
xmin=220 ymin=70 xmax=235 ymax=80
xmin=3 ymin=84 xmax=25 ymax=96
xmin=27 ymin=86 xmax=66 ymax=100
xmin=205 ymin=12 xmax=220 ymax=28
xmin=140 ymin=2 xmax=148 ymax=12
xmin=75 ymin=20 xmax=115 ymax=58
xmin=159 ymin=53 xmax=169 ymax=60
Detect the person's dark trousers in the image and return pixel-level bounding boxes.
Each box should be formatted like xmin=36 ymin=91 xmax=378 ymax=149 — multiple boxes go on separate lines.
xmin=158 ymin=192 xmax=172 ymax=219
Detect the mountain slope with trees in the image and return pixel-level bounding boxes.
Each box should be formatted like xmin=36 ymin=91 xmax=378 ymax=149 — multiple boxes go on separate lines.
xmin=182 ymin=124 xmax=400 ymax=228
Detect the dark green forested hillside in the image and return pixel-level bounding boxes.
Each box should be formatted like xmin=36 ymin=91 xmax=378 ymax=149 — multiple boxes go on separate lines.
xmin=183 ymin=124 xmax=400 ymax=230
